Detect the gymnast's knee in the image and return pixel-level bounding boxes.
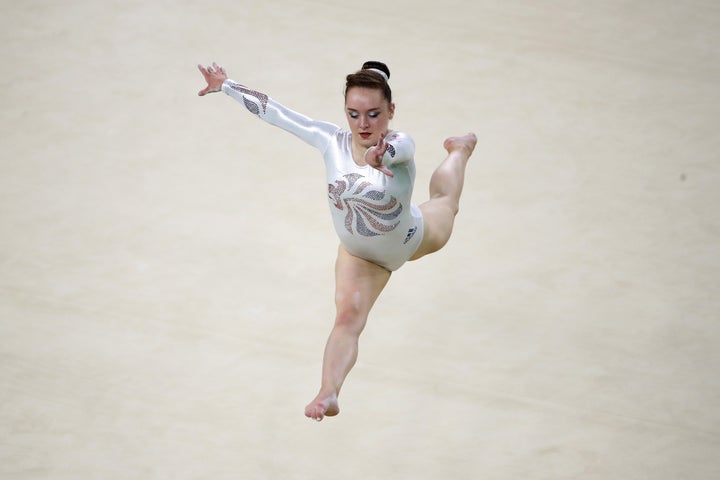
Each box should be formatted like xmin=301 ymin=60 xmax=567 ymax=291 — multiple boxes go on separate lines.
xmin=333 ymin=304 xmax=367 ymax=333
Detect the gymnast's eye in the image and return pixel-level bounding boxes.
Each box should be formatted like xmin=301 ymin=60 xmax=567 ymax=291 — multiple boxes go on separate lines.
xmin=348 ymin=111 xmax=359 ymax=118
xmin=369 ymin=111 xmax=380 ymax=118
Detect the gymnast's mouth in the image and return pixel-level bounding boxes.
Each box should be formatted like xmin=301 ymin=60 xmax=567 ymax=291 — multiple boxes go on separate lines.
xmin=359 ymin=132 xmax=371 ymax=139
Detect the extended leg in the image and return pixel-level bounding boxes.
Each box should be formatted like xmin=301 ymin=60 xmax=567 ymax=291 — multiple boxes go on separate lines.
xmin=304 ymin=246 xmax=391 ymax=421
xmin=411 ymin=133 xmax=477 ymax=260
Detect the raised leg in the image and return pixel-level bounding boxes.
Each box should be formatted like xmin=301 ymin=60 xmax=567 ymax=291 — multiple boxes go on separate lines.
xmin=410 ymin=133 xmax=477 ymax=260
xmin=304 ymin=246 xmax=391 ymax=421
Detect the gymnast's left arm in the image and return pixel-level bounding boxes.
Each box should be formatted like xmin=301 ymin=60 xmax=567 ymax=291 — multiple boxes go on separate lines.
xmin=364 ymin=131 xmax=416 ymax=177
xmin=381 ymin=131 xmax=415 ymax=167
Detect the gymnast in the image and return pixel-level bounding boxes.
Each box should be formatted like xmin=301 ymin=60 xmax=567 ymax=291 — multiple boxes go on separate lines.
xmin=197 ymin=61 xmax=476 ymax=421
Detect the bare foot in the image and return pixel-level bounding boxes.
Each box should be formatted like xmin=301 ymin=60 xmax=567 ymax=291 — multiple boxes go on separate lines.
xmin=443 ymin=133 xmax=477 ymax=156
xmin=305 ymin=391 xmax=340 ymax=422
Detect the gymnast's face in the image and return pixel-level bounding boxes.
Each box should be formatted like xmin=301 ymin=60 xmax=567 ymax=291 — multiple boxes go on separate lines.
xmin=345 ymin=87 xmax=395 ymax=150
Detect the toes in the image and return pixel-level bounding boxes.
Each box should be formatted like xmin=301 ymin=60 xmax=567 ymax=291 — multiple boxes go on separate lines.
xmin=305 ymin=403 xmax=325 ymax=422
xmin=312 ymin=407 xmax=324 ymax=422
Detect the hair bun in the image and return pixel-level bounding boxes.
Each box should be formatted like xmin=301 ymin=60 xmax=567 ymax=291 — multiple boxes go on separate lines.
xmin=361 ymin=61 xmax=390 ymax=81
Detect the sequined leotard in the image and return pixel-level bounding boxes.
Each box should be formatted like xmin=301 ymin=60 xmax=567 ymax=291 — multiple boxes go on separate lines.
xmin=222 ymin=79 xmax=424 ymax=271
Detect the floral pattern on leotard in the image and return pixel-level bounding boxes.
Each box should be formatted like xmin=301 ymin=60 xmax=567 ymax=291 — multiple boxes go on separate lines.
xmin=228 ymin=82 xmax=269 ymax=115
xmin=327 ymin=173 xmax=402 ymax=237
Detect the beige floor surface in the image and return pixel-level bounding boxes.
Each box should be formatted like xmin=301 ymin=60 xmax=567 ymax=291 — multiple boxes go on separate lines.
xmin=2 ymin=1 xmax=719 ymax=479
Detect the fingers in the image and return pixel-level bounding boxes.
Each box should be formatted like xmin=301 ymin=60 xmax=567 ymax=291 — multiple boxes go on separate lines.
xmin=212 ymin=62 xmax=226 ymax=75
xmin=366 ymin=149 xmax=394 ymax=177
xmin=375 ymin=133 xmax=386 ymax=151
xmin=197 ymin=62 xmax=227 ymax=96
xmin=365 ymin=134 xmax=393 ymax=176
xmin=198 ymin=62 xmax=227 ymax=77
xmin=375 ymin=165 xmax=394 ymax=177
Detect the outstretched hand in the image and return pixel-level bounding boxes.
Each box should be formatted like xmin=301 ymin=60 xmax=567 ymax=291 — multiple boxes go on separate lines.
xmin=365 ymin=134 xmax=394 ymax=177
xmin=197 ymin=62 xmax=228 ymax=96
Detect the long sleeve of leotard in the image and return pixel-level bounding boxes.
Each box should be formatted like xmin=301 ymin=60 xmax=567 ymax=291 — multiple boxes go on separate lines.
xmin=379 ymin=131 xmax=415 ymax=168
xmin=222 ymin=79 xmax=338 ymax=152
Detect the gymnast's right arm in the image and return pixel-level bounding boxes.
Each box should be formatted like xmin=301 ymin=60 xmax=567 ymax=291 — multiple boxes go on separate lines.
xmin=221 ymin=79 xmax=338 ymax=152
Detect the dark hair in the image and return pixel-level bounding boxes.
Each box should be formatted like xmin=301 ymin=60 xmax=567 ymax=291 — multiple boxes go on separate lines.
xmin=344 ymin=60 xmax=392 ymax=104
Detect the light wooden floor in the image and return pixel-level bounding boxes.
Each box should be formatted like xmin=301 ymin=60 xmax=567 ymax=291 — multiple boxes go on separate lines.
xmin=2 ymin=1 xmax=719 ymax=478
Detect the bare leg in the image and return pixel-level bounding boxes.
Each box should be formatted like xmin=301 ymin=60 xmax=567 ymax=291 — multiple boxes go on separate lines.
xmin=411 ymin=133 xmax=477 ymax=260
xmin=305 ymin=246 xmax=391 ymax=421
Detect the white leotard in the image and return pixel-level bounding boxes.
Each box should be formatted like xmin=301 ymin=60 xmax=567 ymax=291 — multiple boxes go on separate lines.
xmin=222 ymin=79 xmax=424 ymax=271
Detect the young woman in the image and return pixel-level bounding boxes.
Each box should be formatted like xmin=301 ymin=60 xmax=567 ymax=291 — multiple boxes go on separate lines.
xmin=197 ymin=61 xmax=476 ymax=421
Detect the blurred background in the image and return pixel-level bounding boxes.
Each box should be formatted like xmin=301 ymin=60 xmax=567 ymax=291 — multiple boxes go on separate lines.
xmin=1 ymin=1 xmax=718 ymax=478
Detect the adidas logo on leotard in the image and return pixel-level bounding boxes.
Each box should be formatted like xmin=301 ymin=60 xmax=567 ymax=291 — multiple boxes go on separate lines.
xmin=403 ymin=226 xmax=417 ymax=244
